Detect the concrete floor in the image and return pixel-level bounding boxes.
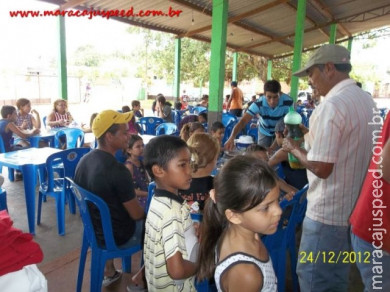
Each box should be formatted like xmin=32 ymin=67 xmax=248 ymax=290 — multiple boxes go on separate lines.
xmin=3 ymin=166 xmax=364 ymax=292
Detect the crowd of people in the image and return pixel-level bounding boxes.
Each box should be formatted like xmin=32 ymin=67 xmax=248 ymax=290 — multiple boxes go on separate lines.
xmin=0 ymin=44 xmax=388 ymax=292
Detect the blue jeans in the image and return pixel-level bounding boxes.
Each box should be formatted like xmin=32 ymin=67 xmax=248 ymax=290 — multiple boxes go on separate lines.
xmin=350 ymin=227 xmax=390 ymax=292
xmin=297 ymin=217 xmax=351 ymax=292
xmin=119 ymin=220 xmax=144 ymax=249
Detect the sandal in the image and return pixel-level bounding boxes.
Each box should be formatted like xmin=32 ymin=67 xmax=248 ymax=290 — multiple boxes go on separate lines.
xmin=127 ymin=283 xmax=147 ymax=291
xmin=102 ymin=270 xmax=122 ymax=287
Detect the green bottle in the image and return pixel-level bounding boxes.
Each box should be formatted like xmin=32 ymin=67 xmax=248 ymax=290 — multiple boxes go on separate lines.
xmin=284 ymin=109 xmax=305 ymax=169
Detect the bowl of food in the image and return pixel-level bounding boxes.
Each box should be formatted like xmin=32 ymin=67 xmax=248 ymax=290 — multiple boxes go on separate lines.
xmin=234 ymin=135 xmax=254 ymax=150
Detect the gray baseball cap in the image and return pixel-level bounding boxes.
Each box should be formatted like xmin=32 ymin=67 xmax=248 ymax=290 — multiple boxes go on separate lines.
xmin=293 ymin=44 xmax=351 ymax=77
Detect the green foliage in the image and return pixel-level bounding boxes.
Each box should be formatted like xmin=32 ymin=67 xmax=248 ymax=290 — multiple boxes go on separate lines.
xmin=73 ymin=45 xmax=103 ymax=67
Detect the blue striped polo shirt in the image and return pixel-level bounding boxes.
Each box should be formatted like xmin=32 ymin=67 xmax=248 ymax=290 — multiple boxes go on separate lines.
xmin=247 ymin=93 xmax=293 ymax=136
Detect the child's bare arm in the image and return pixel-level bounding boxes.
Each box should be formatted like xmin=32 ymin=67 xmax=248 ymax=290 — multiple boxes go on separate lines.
xmin=166 ymin=251 xmax=196 ymax=280
xmin=268 ymin=148 xmax=288 ymax=168
xmin=8 ymin=123 xmax=39 ymax=139
xmin=278 ymin=179 xmax=297 ymax=201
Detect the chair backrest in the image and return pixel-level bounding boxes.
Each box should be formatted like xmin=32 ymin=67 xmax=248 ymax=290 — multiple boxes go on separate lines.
xmin=155 ymin=123 xmax=178 ymax=136
xmin=263 ymin=184 xmax=309 ymax=248
xmin=172 ymin=110 xmax=182 ymax=127
xmin=262 ymin=184 xmax=308 ymax=292
xmin=221 ymin=113 xmax=238 ymax=127
xmin=45 ymin=148 xmax=91 ymax=191
xmin=222 ymin=120 xmax=239 ymax=145
xmin=43 ymin=116 xmax=47 ymax=128
xmin=145 ymin=181 xmax=156 ymax=214
xmin=54 ymin=128 xmax=85 ymax=149
xmin=193 ymin=106 xmax=207 ymax=115
xmin=138 ymin=117 xmax=164 ymax=135
xmin=247 ymin=127 xmax=258 ymax=144
xmin=68 ymin=178 xmax=120 ymax=251
xmin=187 ymin=105 xmax=194 ymax=113
xmin=0 ymin=136 xmax=6 ymax=153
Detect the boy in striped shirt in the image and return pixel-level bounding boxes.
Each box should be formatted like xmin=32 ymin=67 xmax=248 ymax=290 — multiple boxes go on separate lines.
xmin=143 ymin=135 xmax=197 ymax=291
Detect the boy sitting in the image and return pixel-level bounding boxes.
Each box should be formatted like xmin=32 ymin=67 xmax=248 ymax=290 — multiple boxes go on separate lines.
xmin=0 ymin=105 xmax=40 ymax=152
xmin=143 ymin=135 xmax=197 ymax=291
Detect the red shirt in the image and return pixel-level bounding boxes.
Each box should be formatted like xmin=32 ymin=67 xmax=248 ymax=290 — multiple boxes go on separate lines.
xmin=350 ymin=114 xmax=390 ymax=253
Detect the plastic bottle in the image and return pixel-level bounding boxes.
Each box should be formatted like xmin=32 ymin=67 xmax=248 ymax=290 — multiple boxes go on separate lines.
xmin=284 ymin=109 xmax=305 ymax=169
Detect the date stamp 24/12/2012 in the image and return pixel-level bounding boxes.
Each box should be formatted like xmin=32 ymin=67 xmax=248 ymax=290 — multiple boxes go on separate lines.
xmin=299 ymin=251 xmax=371 ymax=264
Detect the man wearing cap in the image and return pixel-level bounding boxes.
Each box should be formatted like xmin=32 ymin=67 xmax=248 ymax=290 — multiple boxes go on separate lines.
xmin=225 ymin=80 xmax=293 ymax=149
xmin=74 ymin=110 xmax=145 ymax=287
xmin=282 ymin=44 xmax=378 ymax=291
xmin=227 ymin=81 xmax=244 ymax=117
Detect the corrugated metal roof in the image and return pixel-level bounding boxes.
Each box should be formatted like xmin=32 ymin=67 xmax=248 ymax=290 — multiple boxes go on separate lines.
xmin=40 ymin=0 xmax=390 ymax=59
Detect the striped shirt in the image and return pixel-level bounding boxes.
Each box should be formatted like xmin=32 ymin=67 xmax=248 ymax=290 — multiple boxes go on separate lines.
xmin=247 ymin=93 xmax=293 ymax=136
xmin=52 ymin=112 xmax=72 ymax=128
xmin=144 ymin=189 xmax=196 ymax=292
xmin=304 ymin=78 xmax=378 ymax=226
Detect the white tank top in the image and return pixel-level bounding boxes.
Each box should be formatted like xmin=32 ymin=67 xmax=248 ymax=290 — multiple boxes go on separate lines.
xmin=214 ymin=252 xmax=277 ymax=292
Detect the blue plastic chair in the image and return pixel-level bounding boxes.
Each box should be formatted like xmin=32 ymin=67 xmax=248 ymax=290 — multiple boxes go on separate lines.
xmin=54 ymin=128 xmax=85 ymax=149
xmin=0 ymin=136 xmax=14 ymax=182
xmin=68 ymin=178 xmax=142 ymax=292
xmin=172 ymin=110 xmax=184 ymax=128
xmin=247 ymin=127 xmax=258 ymax=144
xmin=262 ymin=184 xmax=309 ymax=292
xmin=155 ymin=122 xmax=178 ymax=136
xmin=137 ymin=117 xmax=163 ymax=135
xmin=193 ymin=106 xmax=207 ymax=115
xmin=43 ymin=116 xmax=47 ymax=128
xmin=37 ymin=148 xmax=91 ymax=235
xmin=145 ymin=181 xmax=156 ymax=213
xmin=222 ymin=120 xmax=239 ymax=145
xmin=187 ymin=105 xmax=194 ymax=113
xmin=221 ymin=113 xmax=238 ymax=127
xmin=0 ymin=188 xmax=8 ymax=212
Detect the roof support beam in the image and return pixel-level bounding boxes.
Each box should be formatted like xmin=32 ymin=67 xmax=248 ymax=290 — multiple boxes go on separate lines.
xmin=60 ymin=0 xmax=89 ymax=10
xmin=174 ymin=0 xmax=293 ymax=48
xmin=309 ymin=0 xmax=351 ymax=37
xmin=285 ymin=2 xmax=329 ymax=38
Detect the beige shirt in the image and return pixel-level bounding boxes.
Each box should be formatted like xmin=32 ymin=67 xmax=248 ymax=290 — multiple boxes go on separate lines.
xmin=304 ymin=78 xmax=378 ymax=226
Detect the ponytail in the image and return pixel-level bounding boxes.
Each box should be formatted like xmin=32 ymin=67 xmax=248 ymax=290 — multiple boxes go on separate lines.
xmin=180 ymin=123 xmax=191 ymax=142
xmin=196 ymin=198 xmax=228 ymax=280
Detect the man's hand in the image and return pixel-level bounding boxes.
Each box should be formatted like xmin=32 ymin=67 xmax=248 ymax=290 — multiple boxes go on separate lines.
xmin=282 ymin=137 xmax=301 ymax=152
xmin=224 ymin=137 xmax=235 ymax=151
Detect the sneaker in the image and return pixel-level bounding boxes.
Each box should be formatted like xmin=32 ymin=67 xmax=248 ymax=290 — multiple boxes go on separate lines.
xmin=102 ymin=270 xmax=122 ymax=287
xmin=127 ymin=283 xmax=147 ymax=292
xmin=15 ymin=172 xmax=23 ymax=181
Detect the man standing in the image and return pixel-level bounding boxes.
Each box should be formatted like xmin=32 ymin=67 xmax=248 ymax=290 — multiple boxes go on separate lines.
xmin=227 ymin=81 xmax=243 ymax=117
xmin=225 ymin=80 xmax=293 ymax=149
xmin=282 ymin=44 xmax=378 ymax=291
xmin=74 ymin=110 xmax=145 ymax=287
